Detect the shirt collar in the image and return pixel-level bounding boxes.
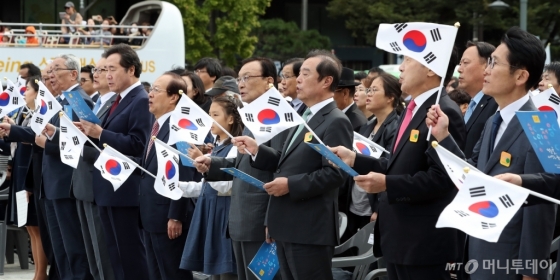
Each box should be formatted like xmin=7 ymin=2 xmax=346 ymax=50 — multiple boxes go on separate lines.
xmin=342 ymin=102 xmax=355 ymax=113
xmin=498 ymin=93 xmax=529 ymax=127
xmin=60 ymin=83 xmax=80 ymax=100
xmin=471 ymin=90 xmax=485 ymax=105
xmin=308 ymin=97 xmax=334 ymax=117
xmin=156 ymin=111 xmax=173 ymax=128
xmin=119 ymin=81 xmax=141 ymax=100
xmin=411 ymin=87 xmax=439 ymax=116
xmin=99 ymin=92 xmax=116 ymax=104
xmin=291 ymin=98 xmax=303 ymax=107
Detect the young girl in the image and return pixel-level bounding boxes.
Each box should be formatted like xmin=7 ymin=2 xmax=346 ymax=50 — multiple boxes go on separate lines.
xmin=179 ymin=95 xmax=244 ymax=280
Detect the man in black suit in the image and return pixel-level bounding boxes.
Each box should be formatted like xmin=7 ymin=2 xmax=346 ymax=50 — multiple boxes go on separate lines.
xmin=234 ymin=50 xmax=353 ymax=279
xmin=280 ymin=58 xmax=307 ymax=116
xmin=331 ymin=50 xmax=465 ymax=279
xmin=139 ymin=72 xmax=197 ymax=279
xmin=2 ymin=54 xmax=95 ymax=279
xmin=334 ymin=67 xmax=367 ymax=131
xmin=78 ymin=44 xmax=152 ymax=280
xmin=458 ymin=41 xmax=498 ymax=158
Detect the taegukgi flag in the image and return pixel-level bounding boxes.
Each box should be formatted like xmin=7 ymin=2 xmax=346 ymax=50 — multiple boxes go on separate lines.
xmin=353 ymin=132 xmax=385 ymax=159
xmin=436 ymin=171 xmax=530 ymax=242
xmin=531 ymin=86 xmax=560 ymax=124
xmin=376 ymin=22 xmax=458 ymax=77
xmin=238 ymin=87 xmax=304 ymax=144
xmin=0 ymin=78 xmax=26 ymax=118
xmin=30 ymin=81 xmax=62 ymax=135
xmin=94 ymin=145 xmax=137 ymax=191
xmin=168 ymin=94 xmax=213 ymax=145
xmin=15 ymin=75 xmax=27 ymax=95
xmin=432 ymin=142 xmax=481 ymax=189
xmin=154 ymin=140 xmax=183 ymax=200
xmin=59 ymin=113 xmax=88 ymax=168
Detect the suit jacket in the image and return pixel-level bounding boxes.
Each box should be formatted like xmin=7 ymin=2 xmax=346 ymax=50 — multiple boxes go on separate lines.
xmin=353 ymin=91 xmax=466 ymax=265
xmin=138 ymin=118 xmax=197 ymax=233
xmin=92 ymin=85 xmax=153 ymax=207
xmin=345 ymin=103 xmax=367 ymax=132
xmin=252 ymin=101 xmax=353 ymax=246
xmin=205 ymin=128 xmax=288 ymax=242
xmin=437 ymin=98 xmax=556 ymax=279
xmin=72 ymin=94 xmax=117 ymax=202
xmin=91 ymin=93 xmax=100 ymax=103
xmin=8 ymin=85 xmax=93 ymax=200
xmin=295 ymin=102 xmax=308 ymax=116
xmin=463 ymin=94 xmax=498 ymax=158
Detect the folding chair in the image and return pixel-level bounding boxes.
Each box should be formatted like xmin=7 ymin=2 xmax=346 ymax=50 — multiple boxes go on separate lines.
xmin=332 ymin=221 xmax=379 ymax=280
xmin=339 ymin=212 xmax=348 ymax=238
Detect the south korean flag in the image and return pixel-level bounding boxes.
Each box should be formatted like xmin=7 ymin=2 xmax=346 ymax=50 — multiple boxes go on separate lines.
xmin=30 ymin=81 xmax=62 ymax=135
xmin=0 ymin=78 xmax=26 ymax=118
xmin=531 ymin=86 xmax=560 ymax=125
xmin=154 ymin=140 xmax=183 ymax=200
xmin=353 ymin=132 xmax=385 ymax=159
xmin=59 ymin=113 xmax=88 ymax=168
xmin=238 ymin=87 xmax=304 ymax=144
xmin=376 ymin=22 xmax=459 ymax=77
xmin=168 ymin=94 xmax=213 ymax=145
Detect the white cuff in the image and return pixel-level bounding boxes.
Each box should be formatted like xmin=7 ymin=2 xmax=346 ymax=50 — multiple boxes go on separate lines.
xmin=179 ymin=181 xmax=202 ymax=198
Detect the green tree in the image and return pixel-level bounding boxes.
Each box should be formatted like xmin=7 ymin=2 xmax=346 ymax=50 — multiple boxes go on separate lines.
xmin=252 ymin=19 xmax=331 ymax=62
xmin=166 ymin=0 xmax=271 ymax=66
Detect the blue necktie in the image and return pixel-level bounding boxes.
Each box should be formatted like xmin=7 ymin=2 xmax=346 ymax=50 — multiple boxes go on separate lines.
xmin=464 ymin=99 xmax=477 ymax=123
xmin=92 ymin=98 xmax=102 ymax=114
xmin=488 ymin=111 xmax=502 ymax=154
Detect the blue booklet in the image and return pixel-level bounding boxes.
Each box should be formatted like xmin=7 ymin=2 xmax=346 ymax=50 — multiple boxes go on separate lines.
xmin=175 ymin=141 xmax=194 ymax=167
xmin=220 ymin=168 xmax=265 ymax=190
xmin=248 ymin=242 xmax=279 ymax=280
xmin=516 ymin=111 xmax=560 ymax=174
xmin=306 ymin=143 xmax=359 ymax=176
xmin=64 ymin=105 xmax=73 ymax=118
xmin=62 ymin=91 xmax=100 ymax=124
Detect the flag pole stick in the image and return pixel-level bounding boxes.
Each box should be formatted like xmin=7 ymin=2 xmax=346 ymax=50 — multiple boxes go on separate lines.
xmin=60 ymin=112 xmax=103 ymax=153
xmin=302 ymin=122 xmax=325 ymax=146
xmin=103 ymin=144 xmax=156 ymax=179
xmin=153 ymin=137 xmax=194 ymax=162
xmin=211 ymin=119 xmax=256 ymax=156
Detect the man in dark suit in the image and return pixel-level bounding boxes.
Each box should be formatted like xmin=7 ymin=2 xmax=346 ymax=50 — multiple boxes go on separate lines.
xmin=427 ymin=27 xmax=556 ymax=280
xmin=234 ymin=50 xmax=353 ymax=279
xmin=78 ymin=44 xmax=152 ymax=280
xmin=280 ymin=58 xmax=307 ymax=116
xmin=196 ymin=57 xmax=286 ymax=280
xmin=334 ymin=67 xmax=367 ymax=131
xmin=331 ymin=49 xmax=465 ymax=279
xmin=2 ymin=54 xmax=94 ymax=279
xmin=458 ymin=41 xmax=498 ymax=158
xmin=138 ymin=72 xmax=196 ymax=279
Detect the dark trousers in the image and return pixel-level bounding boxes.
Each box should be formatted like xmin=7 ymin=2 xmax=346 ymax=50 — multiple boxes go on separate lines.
xmin=276 ymin=241 xmax=334 ymax=280
xmin=98 ymin=206 xmax=148 ymax=280
xmin=76 ymin=200 xmax=115 ymax=280
xmin=35 ymin=195 xmax=59 ymax=279
xmin=45 ymin=198 xmax=93 ymax=280
xmin=232 ymin=240 xmax=283 ymax=280
xmin=143 ymin=230 xmax=192 ymax=280
xmin=386 ymin=262 xmax=451 ymax=280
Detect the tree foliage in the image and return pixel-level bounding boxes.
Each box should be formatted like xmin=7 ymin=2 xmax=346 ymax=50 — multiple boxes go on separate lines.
xmin=252 ymin=19 xmax=331 ymax=62
xmin=165 ymin=0 xmax=271 ymax=66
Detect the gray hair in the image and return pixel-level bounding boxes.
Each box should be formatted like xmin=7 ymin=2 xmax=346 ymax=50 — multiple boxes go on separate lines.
xmin=56 ymin=54 xmax=81 ymax=79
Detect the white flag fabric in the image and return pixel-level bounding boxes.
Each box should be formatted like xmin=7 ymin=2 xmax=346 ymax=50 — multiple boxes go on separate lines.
xmin=30 ymin=81 xmax=62 ymax=135
xmin=15 ymin=76 xmax=27 ymax=95
xmin=238 ymin=87 xmax=304 ymax=144
xmin=94 ymin=145 xmax=137 ymax=191
xmin=0 ymin=78 xmax=26 ymax=118
xmin=530 ymin=86 xmax=560 ymax=124
xmin=59 ymin=113 xmax=88 ymax=168
xmin=353 ymin=132 xmax=384 ymax=159
xmin=154 ymin=141 xmax=183 ymax=200
xmin=168 ymin=95 xmax=213 ymax=145
xmin=436 ymin=171 xmax=530 ymax=242
xmin=376 ymin=22 xmax=458 ymax=77
xmin=433 ymin=142 xmax=482 ymax=189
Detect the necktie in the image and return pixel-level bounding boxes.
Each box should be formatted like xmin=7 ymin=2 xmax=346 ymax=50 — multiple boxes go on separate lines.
xmin=488 ymin=111 xmax=502 ymax=154
xmin=92 ymin=98 xmax=102 ymax=114
xmin=108 ymin=94 xmax=122 ymax=117
xmin=464 ymin=99 xmax=477 ymax=123
xmin=289 ymin=101 xmax=294 ymax=108
xmin=393 ymin=100 xmax=416 ymax=152
xmin=286 ymin=108 xmax=312 ymax=151
xmin=145 ymin=121 xmax=160 ymax=160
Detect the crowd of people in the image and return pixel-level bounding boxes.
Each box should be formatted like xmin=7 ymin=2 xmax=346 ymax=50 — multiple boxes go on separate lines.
xmin=1 ymin=24 xmax=560 ymax=280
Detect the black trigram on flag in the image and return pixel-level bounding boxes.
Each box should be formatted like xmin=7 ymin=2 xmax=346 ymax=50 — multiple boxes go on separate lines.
xmin=123 ymin=162 xmax=130 ymax=170
xmin=424 ymin=52 xmax=437 ymax=64
xmin=173 ymin=155 xmax=179 ymax=164
xmin=171 ymin=125 xmax=180 ymax=132
xmin=454 ymin=210 xmax=469 ymax=217
xmin=0 ymin=109 xmax=3 ymax=114
xmin=61 ymin=126 xmax=68 ymax=133
xmin=245 ymin=113 xmax=254 ymax=122
xmin=60 ymin=142 xmax=66 ymax=151
xmin=195 ymin=118 xmax=205 ymax=127
xmin=39 ymin=89 xmax=45 ymax=97
xmin=285 ymin=112 xmax=294 ymax=122
xmin=181 ymin=107 xmax=190 ymax=115
xmin=12 ymin=97 xmax=18 ymax=105
xmin=161 ymin=150 xmax=169 ymax=157
xmin=72 ymin=136 xmax=80 ymax=145
xmin=64 ymin=155 xmax=74 ymax=160
xmin=481 ymin=222 xmax=496 ymax=229
xmin=260 ymin=127 xmax=272 ymax=133
xmin=430 ymin=28 xmax=442 ymax=42
xmin=549 ymin=94 xmax=560 ymax=105
xmin=499 ymin=194 xmax=515 ymax=208
xmin=161 ymin=176 xmax=166 ymax=186
xmin=394 ymin=23 xmax=408 ymax=33
xmin=7 ymin=86 xmax=14 ymax=92
xmin=168 ymin=182 xmax=176 ymax=191
xmin=35 ymin=117 xmax=43 ymax=124
xmin=469 ymin=186 xmax=486 ymax=197
xmin=47 ymin=101 xmax=53 ymax=110
xmin=268 ymin=97 xmax=280 ymax=106
xmin=390 ymin=42 xmax=401 ymax=52
xmin=190 ymin=132 xmax=198 ymax=141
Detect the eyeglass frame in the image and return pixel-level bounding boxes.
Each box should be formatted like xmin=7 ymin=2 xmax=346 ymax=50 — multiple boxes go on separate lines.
xmin=149 ymin=86 xmax=171 ymax=94
xmin=487 ymin=57 xmax=518 ymax=70
xmin=46 ymin=68 xmax=74 ymax=75
xmin=194 ymin=69 xmax=207 ymax=74
xmin=279 ymin=73 xmax=296 ymax=80
xmin=365 ymin=87 xmax=381 ymax=95
xmin=80 ymin=78 xmax=91 ymax=83
xmin=236 ymin=75 xmax=264 ymax=84
xmin=91 ymin=68 xmax=108 ymax=74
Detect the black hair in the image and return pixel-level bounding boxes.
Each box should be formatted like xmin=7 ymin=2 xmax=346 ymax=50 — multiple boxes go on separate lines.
xmin=102 ymin=43 xmax=142 ymax=78
xmin=465 ymin=41 xmax=496 ymax=62
xmin=240 ymin=57 xmax=278 ymax=88
xmin=448 ymin=89 xmax=471 ymax=106
xmin=182 ymin=71 xmax=208 ymax=106
xmin=305 ymin=49 xmax=342 ymax=92
xmin=221 ymin=66 xmax=237 ymax=78
xmin=168 ymin=67 xmax=187 ymax=76
xmin=211 ymin=95 xmax=244 ymax=146
xmin=81 ymin=65 xmax=94 ymax=80
xmin=20 ymin=63 xmax=41 ymax=77
xmin=194 ymin=57 xmax=222 ymax=82
xmin=283 ymin=58 xmax=304 ymax=77
xmin=26 ymin=75 xmax=41 ymax=92
xmin=368 ymin=67 xmax=385 ymax=75
xmin=544 ymin=61 xmax=560 ymax=83
xmin=372 ymin=73 xmax=404 ymax=114
xmin=354 ymin=71 xmax=367 ymax=81
xmin=501 ymin=26 xmax=546 ymax=91
xmin=162 ymin=71 xmax=188 ymax=104
xmin=448 ymin=76 xmax=459 ymax=89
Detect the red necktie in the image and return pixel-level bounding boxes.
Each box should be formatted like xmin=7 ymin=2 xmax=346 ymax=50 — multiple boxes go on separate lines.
xmin=145 ymin=121 xmax=160 ymax=160
xmin=108 ymin=94 xmax=122 ymax=117
xmin=393 ymin=100 xmax=416 ymax=152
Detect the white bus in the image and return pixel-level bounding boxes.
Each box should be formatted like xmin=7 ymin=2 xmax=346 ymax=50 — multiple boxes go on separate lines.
xmin=0 ymin=1 xmax=184 ymax=83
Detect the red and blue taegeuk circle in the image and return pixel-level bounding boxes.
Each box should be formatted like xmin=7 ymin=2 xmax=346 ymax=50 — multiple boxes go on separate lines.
xmin=178 ymin=118 xmax=198 ymax=130
xmin=257 ymin=109 xmax=280 ymax=125
xmin=0 ymin=92 xmax=10 ymax=106
xmin=539 ymin=105 xmax=558 ymax=119
xmin=19 ymin=86 xmax=26 ymax=96
xmin=402 ymin=30 xmax=427 ymax=53
xmin=165 ymin=160 xmax=176 ymax=179
xmin=355 ymin=142 xmax=371 ymax=156
xmin=39 ymin=100 xmax=48 ymax=115
xmin=468 ymin=201 xmax=499 ymax=218
xmin=105 ymin=159 xmax=122 ymax=175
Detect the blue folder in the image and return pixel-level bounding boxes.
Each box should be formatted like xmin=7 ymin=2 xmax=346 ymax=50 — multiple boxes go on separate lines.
xmin=248 ymin=242 xmax=279 ymax=280
xmin=175 ymin=141 xmax=194 ymax=167
xmin=62 ymin=91 xmax=100 ymax=124
xmin=306 ymin=142 xmax=359 ymax=176
xmin=516 ymin=111 xmax=560 ymax=174
xmin=220 ymin=168 xmax=265 ymax=190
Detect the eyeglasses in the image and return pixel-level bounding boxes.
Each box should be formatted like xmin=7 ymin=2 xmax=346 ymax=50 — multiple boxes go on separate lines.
xmin=91 ymin=68 xmax=108 ymax=74
xmin=194 ymin=69 xmax=207 ymax=75
xmin=365 ymin=88 xmax=380 ymax=94
xmin=487 ymin=57 xmax=517 ymax=70
xmin=42 ymin=77 xmax=50 ymax=82
xmin=280 ymin=73 xmax=296 ymax=80
xmin=149 ymin=86 xmax=169 ymax=94
xmin=80 ymin=78 xmax=91 ymax=83
xmin=236 ymin=75 xmax=264 ymax=84
xmin=46 ymin=68 xmax=73 ymax=74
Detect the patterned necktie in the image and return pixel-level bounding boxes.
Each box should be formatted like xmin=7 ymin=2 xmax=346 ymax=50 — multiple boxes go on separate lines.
xmin=464 ymin=99 xmax=477 ymax=123
xmin=108 ymin=94 xmax=122 ymax=117
xmin=93 ymin=98 xmax=102 ymax=115
xmin=145 ymin=121 xmax=160 ymax=160
xmin=488 ymin=111 xmax=502 ymax=154
xmin=286 ymin=108 xmax=312 ymax=151
xmin=393 ymin=99 xmax=416 ymax=152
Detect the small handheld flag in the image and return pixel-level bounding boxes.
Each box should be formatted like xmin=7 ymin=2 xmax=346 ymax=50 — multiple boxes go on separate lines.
xmin=530 ymin=85 xmax=560 ymax=125
xmin=431 ymin=141 xmax=481 ymax=189
xmin=168 ymin=93 xmax=213 ymax=145
xmin=94 ymin=144 xmax=155 ymax=191
xmin=30 ymin=80 xmax=62 ymax=135
xmin=0 ymin=77 xmax=26 ymax=119
xmin=353 ymin=132 xmax=387 ymax=159
xmin=59 ymin=112 xmax=88 ymax=168
xmin=154 ymin=139 xmax=183 ymax=200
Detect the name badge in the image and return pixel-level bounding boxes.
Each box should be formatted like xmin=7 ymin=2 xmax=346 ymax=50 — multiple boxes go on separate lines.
xmin=500 ymin=151 xmax=512 ymax=167
xmin=409 ymin=129 xmax=419 ymax=142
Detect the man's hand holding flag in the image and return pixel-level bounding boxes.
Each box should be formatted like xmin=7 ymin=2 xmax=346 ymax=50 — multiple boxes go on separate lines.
xmin=94 ymin=144 xmax=155 ymax=191
xmin=59 ymin=112 xmax=89 ymax=168
xmin=30 ymin=80 xmax=62 ymax=135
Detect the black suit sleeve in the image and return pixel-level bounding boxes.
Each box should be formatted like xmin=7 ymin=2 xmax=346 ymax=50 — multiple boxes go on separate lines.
xmin=520 ymin=173 xmax=560 ymax=203
xmin=251 ymin=145 xmax=282 ymax=173
xmin=353 ymin=154 xmax=388 ymax=175
xmin=44 ymin=128 xmax=60 ymax=156
xmin=205 ymin=156 xmax=235 ymax=182
xmin=7 ymin=126 xmax=35 ymax=143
